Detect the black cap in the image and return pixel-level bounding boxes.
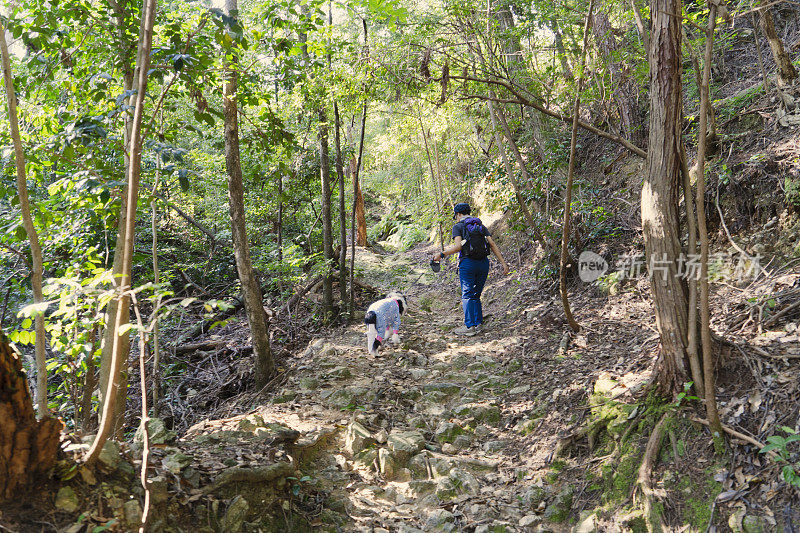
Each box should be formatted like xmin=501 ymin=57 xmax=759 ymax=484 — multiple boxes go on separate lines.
xmin=453 ymin=203 xmax=470 ymax=219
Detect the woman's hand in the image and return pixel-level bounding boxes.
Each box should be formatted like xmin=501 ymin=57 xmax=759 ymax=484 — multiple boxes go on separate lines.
xmin=433 ymin=252 xmax=442 ymax=262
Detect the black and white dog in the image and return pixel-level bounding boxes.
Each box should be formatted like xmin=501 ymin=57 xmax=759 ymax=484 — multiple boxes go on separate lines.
xmin=364 ymin=291 xmax=408 ymax=355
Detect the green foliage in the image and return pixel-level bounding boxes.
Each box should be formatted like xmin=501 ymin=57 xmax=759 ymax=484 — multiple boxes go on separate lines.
xmin=760 ymin=427 xmax=800 ymax=488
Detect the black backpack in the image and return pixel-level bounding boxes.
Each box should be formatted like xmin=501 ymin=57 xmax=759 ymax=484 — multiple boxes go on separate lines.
xmin=461 ymin=217 xmax=490 ymax=259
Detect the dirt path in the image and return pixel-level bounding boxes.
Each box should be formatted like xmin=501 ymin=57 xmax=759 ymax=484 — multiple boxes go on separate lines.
xmin=237 ymin=247 xmax=580 ymax=532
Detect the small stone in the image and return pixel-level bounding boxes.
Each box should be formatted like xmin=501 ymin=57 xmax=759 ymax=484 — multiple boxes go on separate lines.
xmin=482 ymin=440 xmax=509 ymax=452
xmin=324 ymin=366 xmax=351 ymax=380
xmin=522 ymin=484 xmax=548 ymax=508
xmin=162 ymin=452 xmax=193 ymax=474
xmin=221 ymin=495 xmax=249 ymax=533
xmin=423 ymin=382 xmax=462 ymax=395
xmin=435 ymin=421 xmax=465 ymax=444
xmin=375 ymin=429 xmax=388 ymax=444
xmin=378 ymin=448 xmax=399 ymax=480
xmin=298 ymin=377 xmax=319 ymax=389
xmin=742 ymin=515 xmax=766 ymax=533
xmin=135 ymin=417 xmax=176 ymax=445
xmin=520 ymin=514 xmax=539 ymax=527
xmin=387 ymin=430 xmax=427 ymax=461
xmin=442 ymin=443 xmax=457 ymax=454
xmin=573 ymin=512 xmax=598 ymax=533
xmin=426 ymin=509 xmax=456 ymax=531
xmin=543 ymin=485 xmax=574 ymax=523
xmin=98 ymin=440 xmax=121 ymax=471
xmin=410 ymin=368 xmax=431 ymax=380
xmin=509 ymin=385 xmax=530 ymax=395
xmin=453 ymin=434 xmax=472 ymax=449
xmin=123 ymin=499 xmax=142 ymax=526
xmin=55 ymin=487 xmax=79 ymax=513
xmin=344 ymin=421 xmax=375 ymax=455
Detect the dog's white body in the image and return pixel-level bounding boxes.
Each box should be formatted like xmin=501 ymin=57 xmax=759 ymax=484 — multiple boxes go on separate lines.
xmin=364 ymin=292 xmax=407 ymax=355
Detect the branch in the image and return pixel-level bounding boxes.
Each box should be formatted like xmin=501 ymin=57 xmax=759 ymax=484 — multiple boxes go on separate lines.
xmin=151 ymin=194 xmax=219 ymax=244
xmin=452 ymin=74 xmax=647 ymax=158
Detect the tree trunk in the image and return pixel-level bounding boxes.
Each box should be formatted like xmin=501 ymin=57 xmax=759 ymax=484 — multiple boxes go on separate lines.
xmin=0 ymin=333 xmax=63 ymax=500
xmin=99 ymin=1 xmax=138 ymax=439
xmin=0 ymin=19 xmax=49 ymax=417
xmin=759 ymin=7 xmax=798 ymax=86
xmin=593 ymin=5 xmax=644 ymax=146
xmin=318 ymin=107 xmax=335 ymax=323
xmin=221 ymin=0 xmax=274 ymax=387
xmin=549 ymin=18 xmax=575 ymax=82
xmin=85 ymin=0 xmax=157 ymax=465
xmin=644 ymin=0 xmax=691 ymax=393
xmin=560 ymin=0 xmax=594 ymax=334
xmin=334 ymin=102 xmax=347 ymax=309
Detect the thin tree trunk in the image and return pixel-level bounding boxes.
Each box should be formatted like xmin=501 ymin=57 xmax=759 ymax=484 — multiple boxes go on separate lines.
xmin=683 ymin=27 xmax=718 ymax=148
xmin=418 ymin=113 xmax=445 ymax=248
xmin=221 ymin=0 xmax=274 ymax=387
xmin=86 ymin=0 xmax=157 ymax=465
xmin=0 ymin=333 xmax=62 ymax=499
xmin=80 ymin=324 xmax=98 ymax=432
xmin=759 ymin=6 xmax=798 ymax=86
xmin=0 ymin=19 xmax=48 ymax=417
xmin=334 ymin=102 xmax=347 ymax=309
xmin=318 ymin=107 xmax=334 ymax=323
xmin=99 ymin=1 xmax=138 ymax=439
xmin=644 ymin=0 xmax=692 ymax=393
xmin=349 ymin=100 xmax=367 ymax=319
xmin=550 ymin=18 xmax=575 ymax=82
xmin=489 ymin=100 xmax=550 ymax=252
xmin=560 ymin=0 xmax=594 ymax=333
xmin=751 ymin=10 xmax=770 ymax=94
xmin=149 ymin=114 xmax=163 ymax=414
xmin=630 ymin=0 xmax=650 ymax=52
xmin=695 ymin=3 xmax=723 ymax=434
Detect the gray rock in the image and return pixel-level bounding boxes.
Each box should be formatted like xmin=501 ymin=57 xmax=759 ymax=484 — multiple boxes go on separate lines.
xmin=509 ymin=385 xmax=530 ymax=395
xmin=543 ymin=485 xmax=574 ymax=523
xmin=344 ymin=421 xmax=375 ymax=455
xmin=573 ymin=512 xmax=598 ymax=533
xmin=221 ymin=495 xmax=250 ymax=533
xmin=123 ymin=499 xmax=142 ymax=526
xmin=409 ymin=368 xmax=431 ymax=380
xmin=426 ymin=509 xmax=456 ymax=531
xmin=453 ymin=434 xmax=472 ymax=449
xmin=325 ymin=386 xmax=369 ymax=409
xmin=354 ymin=448 xmax=378 ymax=468
xmin=434 ymin=421 xmax=465 ymax=444
xmin=742 ymin=515 xmax=766 ymax=533
xmin=162 ymin=451 xmax=193 ymax=474
xmin=98 ymin=440 xmax=121 ymax=470
xmin=324 ymin=366 xmax=351 ymax=380
xmin=408 ymin=453 xmax=429 ymax=478
xmin=387 ymin=430 xmax=426 ymax=461
xmin=147 ymin=475 xmax=170 ymax=504
xmin=454 ymin=404 xmax=502 ymax=426
xmin=409 ymin=479 xmax=437 ymax=496
xmin=423 ymin=382 xmax=462 ymax=396
xmin=378 ymin=448 xmax=399 ymax=480
xmin=522 ymin=484 xmax=549 ymax=509
xmin=520 ymin=514 xmax=540 ymax=528
xmin=436 ymin=468 xmax=479 ymax=500
xmin=55 ymin=487 xmax=79 ymax=513
xmin=441 ymin=443 xmax=458 ymax=455
xmin=298 ymin=377 xmax=319 ymax=389
xmin=135 ymin=417 xmax=176 ymax=446
xmin=412 ymin=353 xmax=428 ymax=367
xmin=482 ymin=440 xmax=510 ymax=452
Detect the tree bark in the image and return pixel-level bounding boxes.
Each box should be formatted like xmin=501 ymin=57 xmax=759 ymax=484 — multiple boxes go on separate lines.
xmin=643 ymin=0 xmax=691 ymax=393
xmin=593 ymin=5 xmax=644 ymax=146
xmin=0 ymin=333 xmax=63 ymax=500
xmin=759 ymin=6 xmax=798 ymax=86
xmin=99 ymin=0 xmax=138 ymax=439
xmin=221 ymin=0 xmax=274 ymax=387
xmin=334 ymin=102 xmax=347 ymax=309
xmin=0 ymin=19 xmax=49 ymax=417
xmin=560 ymin=0 xmax=594 ymax=333
xmin=318 ymin=107 xmax=335 ymax=323
xmin=695 ymin=2 xmax=723 ymax=434
xmin=85 ymin=0 xmax=157 ymax=464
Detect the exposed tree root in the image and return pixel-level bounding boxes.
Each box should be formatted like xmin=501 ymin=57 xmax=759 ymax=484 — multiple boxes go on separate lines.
xmin=635 ymin=413 xmax=668 ymax=533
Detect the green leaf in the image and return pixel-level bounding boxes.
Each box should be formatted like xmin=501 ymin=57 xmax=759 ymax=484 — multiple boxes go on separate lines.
xmin=21 ymin=318 xmax=32 ymax=329
xmin=19 ymin=302 xmax=49 ymax=317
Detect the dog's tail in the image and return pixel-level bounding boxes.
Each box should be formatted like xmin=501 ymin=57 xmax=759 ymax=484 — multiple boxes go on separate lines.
xmin=364 ymin=310 xmax=377 ymax=325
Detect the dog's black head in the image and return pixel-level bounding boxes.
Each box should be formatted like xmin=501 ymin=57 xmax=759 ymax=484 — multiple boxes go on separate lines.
xmin=386 ymin=291 xmax=407 ymax=315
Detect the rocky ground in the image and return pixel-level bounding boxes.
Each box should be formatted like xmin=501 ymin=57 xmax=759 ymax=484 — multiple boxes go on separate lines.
xmin=3 ymin=242 xmax=798 ymax=532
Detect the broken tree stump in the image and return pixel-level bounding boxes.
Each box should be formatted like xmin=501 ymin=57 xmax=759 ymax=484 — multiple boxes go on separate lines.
xmin=0 ymin=332 xmax=63 ymax=500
